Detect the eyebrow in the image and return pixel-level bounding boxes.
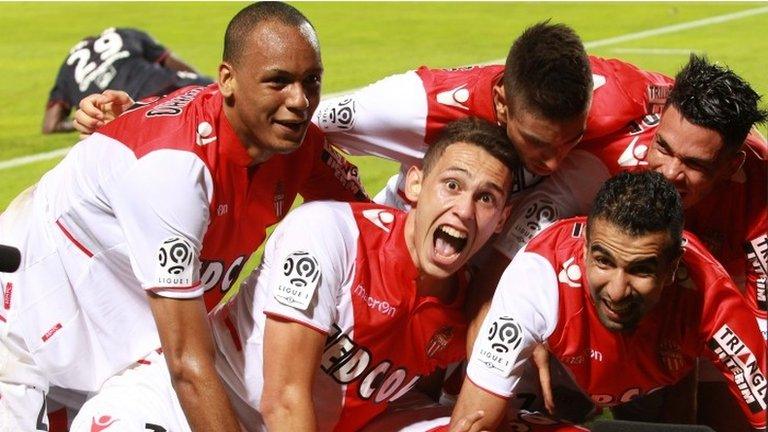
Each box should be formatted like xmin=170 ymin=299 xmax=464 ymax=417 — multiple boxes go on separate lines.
xmin=590 ymin=244 xmax=614 ymax=258
xmin=264 ymin=66 xmax=324 ymax=77
xmin=520 ymin=128 xmax=586 ymax=148
xmin=656 ymin=134 xmax=714 ymax=169
xmin=443 ymin=166 xmax=506 ymax=195
xmin=590 ymin=243 xmax=660 ymax=267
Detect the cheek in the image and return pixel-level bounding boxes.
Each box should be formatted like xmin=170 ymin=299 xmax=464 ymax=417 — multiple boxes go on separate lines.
xmin=633 ymin=280 xmax=662 ymax=305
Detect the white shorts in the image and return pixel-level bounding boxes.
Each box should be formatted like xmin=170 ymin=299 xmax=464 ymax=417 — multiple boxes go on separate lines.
xmin=70 ymin=351 xmax=190 ymax=432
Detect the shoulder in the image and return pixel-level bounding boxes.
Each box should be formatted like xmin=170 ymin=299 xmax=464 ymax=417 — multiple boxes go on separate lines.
xmin=525 ymin=217 xmax=586 ymax=259
xmin=277 ymin=201 xmax=357 ymax=237
xmin=97 ymin=85 xmax=218 ymax=159
xmin=679 ymin=231 xmax=733 ymax=291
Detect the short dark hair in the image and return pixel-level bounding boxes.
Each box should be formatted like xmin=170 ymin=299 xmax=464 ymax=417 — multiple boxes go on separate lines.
xmin=503 ymin=21 xmax=592 ymax=121
xmin=668 ymin=54 xmax=767 ymax=153
xmin=223 ymin=2 xmax=315 ymax=65
xmin=588 ymin=171 xmax=683 ymax=258
xmin=422 ymin=117 xmax=521 ymax=197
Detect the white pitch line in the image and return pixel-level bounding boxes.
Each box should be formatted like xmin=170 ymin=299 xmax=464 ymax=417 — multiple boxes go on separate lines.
xmin=611 ymin=48 xmax=700 ymax=56
xmin=2 ymin=5 xmax=767 ymax=172
xmin=0 ymin=147 xmax=72 ymax=171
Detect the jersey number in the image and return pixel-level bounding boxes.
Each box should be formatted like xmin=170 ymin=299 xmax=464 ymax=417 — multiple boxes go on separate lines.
xmin=66 ymin=28 xmax=128 ymax=91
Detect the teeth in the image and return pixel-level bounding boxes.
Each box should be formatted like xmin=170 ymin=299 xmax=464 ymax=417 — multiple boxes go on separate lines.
xmin=440 ymin=225 xmax=466 ymax=239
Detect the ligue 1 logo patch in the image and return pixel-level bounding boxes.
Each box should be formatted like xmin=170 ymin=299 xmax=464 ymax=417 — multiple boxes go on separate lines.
xmin=155 ymin=237 xmax=195 ymax=287
xmin=315 ymin=98 xmax=356 ymax=131
xmin=476 ymin=315 xmax=523 ymax=377
xmin=275 ymin=251 xmax=321 ymax=311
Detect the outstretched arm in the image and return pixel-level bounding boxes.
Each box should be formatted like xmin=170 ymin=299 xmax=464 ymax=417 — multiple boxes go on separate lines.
xmin=42 ymin=103 xmax=74 ymax=134
xmin=450 ymin=381 xmax=508 ymax=431
xmin=161 ymin=52 xmax=199 ymax=74
xmin=148 ymin=294 xmax=241 ymax=432
xmin=261 ymin=316 xmax=326 ymax=431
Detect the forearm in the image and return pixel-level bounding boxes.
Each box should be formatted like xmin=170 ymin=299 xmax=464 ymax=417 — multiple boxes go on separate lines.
xmin=42 ymin=103 xmax=74 ymax=134
xmin=162 ymin=53 xmax=197 ymax=73
xmin=262 ymin=386 xmax=317 ymax=432
xmin=169 ymin=358 xmax=241 ymax=432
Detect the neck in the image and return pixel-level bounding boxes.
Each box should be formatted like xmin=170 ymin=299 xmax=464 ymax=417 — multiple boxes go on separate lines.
xmin=417 ymin=273 xmax=459 ymax=304
xmin=222 ymin=100 xmax=270 ymax=166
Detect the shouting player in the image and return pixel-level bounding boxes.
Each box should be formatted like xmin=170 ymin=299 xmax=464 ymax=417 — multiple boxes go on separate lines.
xmin=0 ymin=3 xmax=365 ymax=431
xmin=43 ymin=27 xmax=212 ymax=134
xmin=449 ymin=171 xmax=767 ymax=431
xmin=68 ymin=117 xmax=519 ymax=431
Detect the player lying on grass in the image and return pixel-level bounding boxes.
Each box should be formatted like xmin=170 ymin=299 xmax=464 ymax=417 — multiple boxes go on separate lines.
xmin=67 ymin=117 xmax=518 ymax=432
xmin=0 ymin=2 xmax=366 ymax=431
xmin=43 ymin=27 xmax=212 ymax=134
xmin=447 ymin=171 xmax=767 ymax=432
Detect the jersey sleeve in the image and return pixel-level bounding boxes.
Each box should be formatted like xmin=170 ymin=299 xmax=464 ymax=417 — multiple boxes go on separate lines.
xmin=311 ymin=70 xmax=429 ymax=167
xmin=47 ymin=63 xmax=74 ymax=111
xmin=699 ymin=272 xmax=768 ymax=429
xmin=299 ymin=129 xmax=370 ymax=203
xmin=493 ymin=150 xmax=610 ymax=259
xmin=466 ymin=251 xmax=560 ymax=398
xmin=261 ymin=202 xmax=358 ymax=334
xmin=120 ymin=28 xmax=168 ymax=63
xmin=107 ymin=148 xmax=213 ymax=299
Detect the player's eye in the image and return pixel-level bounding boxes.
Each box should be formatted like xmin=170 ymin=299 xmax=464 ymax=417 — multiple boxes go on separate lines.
xmin=266 ymin=76 xmax=292 ymax=88
xmin=477 ymin=192 xmax=497 ymax=206
xmin=594 ymin=255 xmax=612 ymax=268
xmin=304 ymin=74 xmax=321 ymax=87
xmin=446 ymin=179 xmax=460 ymax=191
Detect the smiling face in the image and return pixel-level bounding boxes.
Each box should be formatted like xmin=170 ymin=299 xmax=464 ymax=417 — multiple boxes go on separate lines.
xmin=494 ymin=85 xmax=587 ymax=176
xmin=646 ymin=105 xmax=742 ymax=209
xmin=404 ymin=142 xmax=513 ymax=280
xmin=219 ymin=20 xmax=322 ymax=163
xmin=585 ymin=218 xmax=680 ymax=332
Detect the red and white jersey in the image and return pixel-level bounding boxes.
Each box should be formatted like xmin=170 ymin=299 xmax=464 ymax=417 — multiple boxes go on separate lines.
xmin=0 ymin=85 xmax=364 ymax=392
xmin=514 ymin=122 xmax=768 ymax=336
xmin=467 ymin=218 xmax=767 ymax=430
xmin=312 ymin=56 xmax=673 ymax=207
xmin=210 ymin=201 xmax=467 ymax=432
xmin=685 ymin=136 xmax=768 ymax=334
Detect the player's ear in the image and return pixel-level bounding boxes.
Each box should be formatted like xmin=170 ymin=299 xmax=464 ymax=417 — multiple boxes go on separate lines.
xmin=664 ymin=250 xmax=684 ymax=285
xmin=494 ymin=203 xmax=512 ymax=234
xmin=725 ymin=149 xmax=746 ymax=178
xmin=493 ymin=84 xmax=508 ymax=125
xmin=404 ymin=165 xmax=423 ymax=203
xmin=218 ymin=62 xmax=235 ymax=98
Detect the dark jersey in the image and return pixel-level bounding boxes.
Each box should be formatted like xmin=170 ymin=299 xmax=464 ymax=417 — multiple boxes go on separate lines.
xmin=47 ymin=27 xmax=212 ymax=112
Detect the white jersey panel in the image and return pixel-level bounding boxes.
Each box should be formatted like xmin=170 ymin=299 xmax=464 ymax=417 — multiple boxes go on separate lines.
xmin=494 ymin=150 xmax=610 ymax=259
xmin=211 ymin=201 xmax=360 ymax=431
xmin=0 ymin=133 xmax=216 ymax=391
xmin=106 ymin=148 xmax=213 ymax=298
xmin=466 ymin=251 xmax=559 ymax=397
xmin=313 ymin=71 xmax=429 ymax=167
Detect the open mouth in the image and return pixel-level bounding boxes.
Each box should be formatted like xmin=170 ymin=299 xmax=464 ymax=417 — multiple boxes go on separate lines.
xmin=274 ymin=119 xmax=306 ymax=134
xmin=602 ymin=299 xmax=634 ymax=322
xmin=433 ymin=224 xmax=468 ymax=260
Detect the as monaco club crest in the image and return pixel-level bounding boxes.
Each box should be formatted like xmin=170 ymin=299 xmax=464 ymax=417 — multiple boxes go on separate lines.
xmin=426 ymin=326 xmax=454 ymax=358
xmin=274 ymin=182 xmax=285 ymax=218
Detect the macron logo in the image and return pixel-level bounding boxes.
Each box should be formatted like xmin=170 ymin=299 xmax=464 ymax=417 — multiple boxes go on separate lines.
xmin=558 ymin=257 xmax=582 ymax=288
xmin=436 ymin=85 xmax=470 ymax=110
xmin=362 ymin=209 xmax=395 ymax=232
xmin=592 ymin=74 xmax=606 ymax=91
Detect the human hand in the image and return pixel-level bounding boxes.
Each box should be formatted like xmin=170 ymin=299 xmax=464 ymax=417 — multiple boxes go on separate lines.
xmin=73 ymin=90 xmax=134 ymax=139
